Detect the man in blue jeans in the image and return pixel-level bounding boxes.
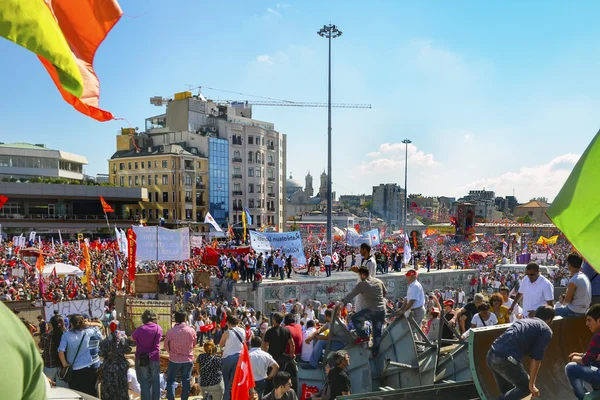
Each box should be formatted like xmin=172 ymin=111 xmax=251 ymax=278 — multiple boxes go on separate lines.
xmin=486 ymin=305 xmax=555 ymax=399
xmin=303 ymin=308 xmax=350 ymax=369
xmin=131 ymin=310 xmax=163 ymax=400
xmin=566 ymin=304 xmax=600 ymax=399
xmin=342 ymin=265 xmax=388 ymax=356
xmin=164 ymin=311 xmax=196 ymax=400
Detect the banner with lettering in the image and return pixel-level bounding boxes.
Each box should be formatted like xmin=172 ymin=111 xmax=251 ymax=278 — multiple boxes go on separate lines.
xmin=132 ymin=226 xmax=190 ymax=261
xmin=190 ymin=235 xmax=203 ymax=249
xmin=44 ymin=298 xmax=105 ymax=322
xmin=249 ymin=231 xmax=306 ymax=266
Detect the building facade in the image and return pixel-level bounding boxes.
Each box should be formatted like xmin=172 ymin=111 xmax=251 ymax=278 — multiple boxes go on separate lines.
xmin=109 ymin=137 xmax=209 ymax=228
xmin=114 ymin=93 xmax=286 ymax=232
xmin=372 ymin=183 xmax=405 ymax=225
xmin=514 ymin=200 xmax=552 ymax=223
xmin=0 ymin=142 xmax=87 ymax=181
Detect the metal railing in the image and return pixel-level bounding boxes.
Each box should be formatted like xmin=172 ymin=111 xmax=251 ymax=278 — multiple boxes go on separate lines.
xmin=232 ymin=174 xmax=243 ymax=179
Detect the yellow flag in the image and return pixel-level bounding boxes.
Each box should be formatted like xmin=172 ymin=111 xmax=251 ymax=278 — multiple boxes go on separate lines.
xmin=536 ymin=235 xmax=558 ymax=245
xmin=82 ymin=242 xmax=92 ymax=292
xmin=242 ymin=210 xmax=247 ymax=242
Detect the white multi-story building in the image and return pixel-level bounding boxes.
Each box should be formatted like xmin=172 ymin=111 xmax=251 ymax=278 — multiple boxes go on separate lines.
xmin=138 ymin=93 xmax=286 ymax=232
xmin=0 ymin=142 xmax=88 ymax=181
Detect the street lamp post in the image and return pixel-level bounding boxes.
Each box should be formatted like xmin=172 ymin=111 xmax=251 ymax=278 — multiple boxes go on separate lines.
xmin=402 ymin=138 xmax=412 ymax=240
xmin=318 ymin=24 xmax=342 ymax=255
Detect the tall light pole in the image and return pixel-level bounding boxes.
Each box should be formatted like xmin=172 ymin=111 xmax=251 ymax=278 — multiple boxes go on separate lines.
xmin=318 ymin=24 xmax=342 ymax=254
xmin=402 ymin=138 xmax=412 ymax=239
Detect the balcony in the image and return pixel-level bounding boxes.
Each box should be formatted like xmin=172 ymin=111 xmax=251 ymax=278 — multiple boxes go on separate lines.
xmin=267 ymin=177 xmax=275 ymax=182
xmin=267 ymin=144 xmax=275 ymax=151
xmin=268 ymin=161 xmax=275 ymax=167
xmin=232 ymin=157 xmax=243 ymax=163
xmin=232 ymin=174 xmax=243 ymax=179
xmin=232 ymin=190 xmax=243 ymax=196
xmin=267 ymin=193 xmax=275 ymax=198
xmin=196 ymin=183 xmax=205 ymax=190
xmin=196 ymin=200 xmax=206 ymax=206
xmin=267 ymin=207 xmax=275 ymax=212
xmin=185 ymin=197 xmax=193 ymax=203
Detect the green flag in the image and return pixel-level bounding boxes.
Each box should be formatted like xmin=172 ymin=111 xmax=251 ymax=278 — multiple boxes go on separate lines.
xmin=547 ymin=130 xmax=600 ymax=271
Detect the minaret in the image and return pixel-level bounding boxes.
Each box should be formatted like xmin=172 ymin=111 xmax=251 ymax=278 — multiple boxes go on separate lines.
xmin=319 ymin=170 xmax=327 ymax=198
xmin=305 ymin=171 xmax=314 ymax=196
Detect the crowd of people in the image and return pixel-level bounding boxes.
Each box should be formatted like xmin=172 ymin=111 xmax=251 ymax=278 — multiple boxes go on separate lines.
xmin=4 ymin=231 xmax=600 ymax=400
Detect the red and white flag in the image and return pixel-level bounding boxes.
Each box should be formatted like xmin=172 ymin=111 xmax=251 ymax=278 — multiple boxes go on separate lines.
xmin=231 ymin=343 xmax=255 ymax=400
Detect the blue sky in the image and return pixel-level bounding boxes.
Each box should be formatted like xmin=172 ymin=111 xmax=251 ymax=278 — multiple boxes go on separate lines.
xmin=2 ymin=1 xmax=600 ymax=202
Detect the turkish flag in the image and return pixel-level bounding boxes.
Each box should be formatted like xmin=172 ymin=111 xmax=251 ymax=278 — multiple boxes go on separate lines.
xmin=231 ymin=343 xmax=255 ymax=400
xmin=0 ymin=195 xmax=7 ymax=211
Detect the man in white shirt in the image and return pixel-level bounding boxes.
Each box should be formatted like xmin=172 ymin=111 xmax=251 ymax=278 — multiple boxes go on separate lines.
xmin=301 ymin=320 xmax=317 ymax=362
xmin=509 ymin=263 xmax=554 ymax=318
xmin=305 ymin=305 xmax=315 ymax=321
xmin=350 ymin=243 xmax=377 ymax=312
xmin=396 ymin=269 xmax=426 ymax=325
xmin=249 ymin=336 xmax=279 ymax=398
xmin=457 ymin=288 xmax=465 ymax=308
xmin=324 ymin=253 xmax=332 ymax=277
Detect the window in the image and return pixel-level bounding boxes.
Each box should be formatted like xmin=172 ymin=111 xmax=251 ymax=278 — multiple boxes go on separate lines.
xmin=248 ymin=152 xmax=253 ymax=163
xmin=162 ymin=175 xmax=168 ymax=185
xmin=172 ymin=174 xmax=175 ymax=185
xmin=134 ymin=162 xmax=138 ymax=169
xmin=197 ymin=161 xmax=201 ymax=169
xmin=112 ymin=163 xmax=117 ymax=172
xmin=141 ymin=161 xmax=144 ymax=169
xmin=128 ymin=176 xmax=132 ymax=186
xmin=148 ymin=209 xmax=152 ymax=219
xmin=256 ymin=168 xmax=261 ymax=177
xmin=155 ymin=174 xmax=159 ymax=184
xmin=249 ymin=183 xmax=254 ymax=193
xmin=248 ymin=136 xmax=253 ymax=145
xmin=249 ymin=199 xmax=254 ymax=208
xmin=119 ymin=162 xmax=124 ymax=171
xmin=163 ymin=192 xmax=168 ymax=202
xmin=163 ymin=209 xmax=169 ymax=219
xmin=173 ymin=192 xmax=176 ymax=202
xmin=248 ymin=168 xmax=254 ymax=177
xmin=257 ymin=184 xmax=262 ymax=193
xmin=257 ymin=215 xmax=261 ymax=226
xmin=234 ymin=183 xmax=241 ymax=192
xmin=149 ymin=192 xmax=152 ymax=203
xmin=185 ymin=191 xmax=192 ymax=201
xmin=233 ymin=150 xmax=241 ymax=159
xmin=184 ymin=175 xmax=192 ymax=185
xmin=233 ymin=167 xmax=241 ymax=175
xmin=172 ymin=159 xmax=175 ymax=168
xmin=155 ymin=192 xmax=159 ymax=202
xmin=113 ymin=177 xmax=116 ymax=184
xmin=128 ymin=162 xmax=132 ymax=170
xmin=142 ymin=209 xmax=146 ymax=219
xmin=135 ymin=176 xmax=139 ymax=185
xmin=148 ymin=161 xmax=151 ymax=169
xmin=119 ymin=176 xmax=124 ymax=186
xmin=162 ymin=160 xmax=168 ymax=168
xmin=256 ymin=152 xmax=261 ymax=164
xmin=148 ymin=175 xmax=152 ymax=185
xmin=267 ymin=155 xmax=273 ymax=164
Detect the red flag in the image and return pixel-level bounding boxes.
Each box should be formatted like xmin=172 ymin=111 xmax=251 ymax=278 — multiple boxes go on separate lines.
xmin=127 ymin=228 xmax=137 ymax=282
xmin=0 ymin=196 xmax=7 ymax=210
xmin=231 ymin=344 xmax=255 ymax=400
xmin=100 ymin=196 xmax=114 ymax=213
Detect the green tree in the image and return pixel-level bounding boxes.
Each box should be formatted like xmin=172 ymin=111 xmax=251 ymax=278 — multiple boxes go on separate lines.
xmin=517 ymin=214 xmax=534 ymax=223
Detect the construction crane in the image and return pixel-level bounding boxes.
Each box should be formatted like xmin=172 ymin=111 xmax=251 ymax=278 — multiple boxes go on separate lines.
xmin=212 ymin=100 xmax=371 ymax=108
xmin=150 ymin=85 xmax=371 ymax=109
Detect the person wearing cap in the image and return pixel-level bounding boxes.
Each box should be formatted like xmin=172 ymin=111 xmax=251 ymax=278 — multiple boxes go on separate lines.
xmin=395 ymin=269 xmax=426 ymax=326
xmin=555 ymin=253 xmax=591 ymax=318
xmin=350 ymin=243 xmax=377 ymax=312
xmin=441 ymin=300 xmax=457 ymax=340
xmin=426 ymin=307 xmax=441 ymax=342
xmin=450 ymin=293 xmax=485 ymax=334
xmin=471 ymin=302 xmax=498 ymax=328
xmin=342 ymin=264 xmax=387 ymax=355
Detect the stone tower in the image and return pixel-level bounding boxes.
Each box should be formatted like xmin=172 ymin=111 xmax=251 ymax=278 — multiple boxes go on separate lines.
xmin=305 ymin=171 xmax=314 ymax=197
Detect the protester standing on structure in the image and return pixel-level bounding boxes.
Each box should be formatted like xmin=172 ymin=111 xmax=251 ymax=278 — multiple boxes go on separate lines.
xmin=486 ymin=305 xmax=555 ymax=399
xmin=350 ymin=243 xmax=377 ymax=312
xmin=395 ymin=269 xmax=426 ymax=326
xmin=509 ymin=263 xmax=554 ymax=318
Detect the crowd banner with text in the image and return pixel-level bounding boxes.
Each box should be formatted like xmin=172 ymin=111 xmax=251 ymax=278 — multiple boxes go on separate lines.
xmin=249 ymin=231 xmax=307 ymax=266
xmin=132 ymin=226 xmax=190 ymax=261
xmin=125 ymin=298 xmax=172 ymax=335
xmin=44 ymin=298 xmax=105 ymax=322
xmin=346 ymin=228 xmax=381 ymax=248
xmin=190 ymin=235 xmax=203 ymax=249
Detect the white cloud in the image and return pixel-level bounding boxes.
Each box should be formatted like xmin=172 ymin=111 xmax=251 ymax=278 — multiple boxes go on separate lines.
xmin=276 ymin=3 xmax=291 ymax=8
xmin=267 ymin=8 xmax=281 ymax=17
xmin=360 ymin=142 xmax=439 ymax=173
xmin=464 ymin=133 xmax=471 ymax=141
xmin=456 ymin=153 xmax=580 ymax=202
xmin=256 ymin=55 xmax=273 ymax=64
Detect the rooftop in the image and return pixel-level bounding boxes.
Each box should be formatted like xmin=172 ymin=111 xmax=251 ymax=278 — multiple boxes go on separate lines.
xmin=516 ymin=200 xmax=551 ymax=208
xmin=0 ymin=142 xmax=53 ymax=150
xmin=110 ymin=143 xmax=207 ymax=159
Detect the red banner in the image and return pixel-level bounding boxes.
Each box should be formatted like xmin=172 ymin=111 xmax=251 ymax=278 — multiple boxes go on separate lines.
xmin=201 ymin=246 xmax=251 ymax=266
xmin=127 ymin=228 xmax=137 ymax=282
